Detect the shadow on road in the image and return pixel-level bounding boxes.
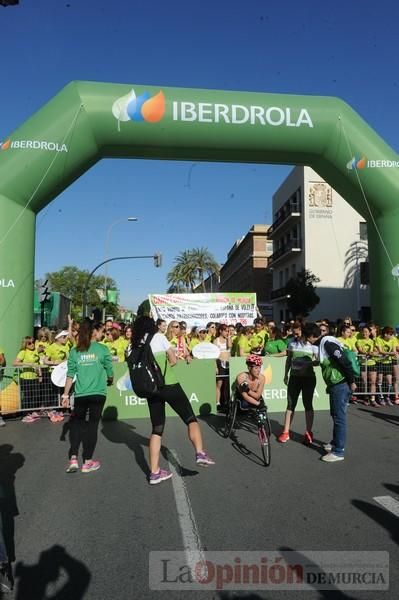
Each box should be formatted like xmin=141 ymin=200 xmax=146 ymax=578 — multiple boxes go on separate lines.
xmin=356 ymin=407 xmax=399 ymax=426
xmin=101 ymin=408 xmax=199 ymax=478
xmin=14 ymin=545 xmax=90 ymax=600
xmin=0 ymin=442 xmax=25 ymax=586
xmin=351 ymin=498 xmax=399 ymax=546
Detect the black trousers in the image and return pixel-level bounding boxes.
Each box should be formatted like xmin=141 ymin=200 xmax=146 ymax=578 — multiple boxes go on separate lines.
xmin=69 ymin=395 xmax=106 ymax=461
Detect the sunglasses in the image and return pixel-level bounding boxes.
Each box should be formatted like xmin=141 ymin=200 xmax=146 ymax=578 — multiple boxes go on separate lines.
xmin=172 ymin=324 xmax=180 ymax=328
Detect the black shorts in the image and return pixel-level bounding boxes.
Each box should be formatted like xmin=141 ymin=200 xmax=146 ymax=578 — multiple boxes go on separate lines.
xmin=287 ymin=376 xmax=316 ymax=411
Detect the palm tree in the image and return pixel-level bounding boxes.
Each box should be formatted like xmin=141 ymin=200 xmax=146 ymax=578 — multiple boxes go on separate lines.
xmin=167 ymin=251 xmax=197 ymax=292
xmin=191 ymin=247 xmax=220 ymax=292
xmin=166 ymin=248 xmax=220 ymax=293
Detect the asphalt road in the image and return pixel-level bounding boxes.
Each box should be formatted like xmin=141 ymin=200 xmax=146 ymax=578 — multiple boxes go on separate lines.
xmin=0 ymin=402 xmax=398 ymax=600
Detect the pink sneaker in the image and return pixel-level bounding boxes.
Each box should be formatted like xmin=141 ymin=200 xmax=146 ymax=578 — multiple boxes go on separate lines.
xmin=81 ymin=460 xmax=101 ymax=473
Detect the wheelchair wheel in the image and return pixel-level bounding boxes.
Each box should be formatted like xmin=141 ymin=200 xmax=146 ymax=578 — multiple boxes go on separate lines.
xmin=258 ymin=414 xmax=271 ymax=466
xmin=224 ymin=399 xmax=238 ymax=438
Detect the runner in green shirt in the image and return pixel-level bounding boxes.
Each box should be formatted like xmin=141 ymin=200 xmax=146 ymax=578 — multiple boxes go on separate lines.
xmin=62 ymin=320 xmax=113 ymax=474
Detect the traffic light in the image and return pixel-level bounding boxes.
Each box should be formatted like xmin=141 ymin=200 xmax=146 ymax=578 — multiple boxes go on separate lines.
xmin=39 ymin=279 xmax=51 ymax=303
xmin=154 ymin=252 xmax=162 ymax=268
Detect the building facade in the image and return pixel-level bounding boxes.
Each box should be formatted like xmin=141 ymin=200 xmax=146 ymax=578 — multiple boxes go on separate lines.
xmin=219 ymin=224 xmax=273 ymax=317
xmin=268 ymin=166 xmax=369 ymax=322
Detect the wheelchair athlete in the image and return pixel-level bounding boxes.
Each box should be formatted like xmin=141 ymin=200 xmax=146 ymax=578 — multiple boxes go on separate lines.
xmin=235 ymin=354 xmax=266 ymax=409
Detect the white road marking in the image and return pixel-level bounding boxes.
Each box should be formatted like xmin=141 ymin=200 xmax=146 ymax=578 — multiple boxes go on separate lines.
xmin=373 ymin=495 xmax=399 ymax=517
xmin=167 ymin=449 xmax=205 ymax=571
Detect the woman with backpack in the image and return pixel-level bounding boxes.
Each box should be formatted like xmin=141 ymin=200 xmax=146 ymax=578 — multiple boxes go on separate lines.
xmin=128 ymin=316 xmax=215 ymax=485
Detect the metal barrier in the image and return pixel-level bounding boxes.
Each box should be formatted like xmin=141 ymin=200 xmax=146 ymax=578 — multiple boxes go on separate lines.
xmin=353 ymin=354 xmax=399 ymax=404
xmin=0 ymin=365 xmax=63 ymax=414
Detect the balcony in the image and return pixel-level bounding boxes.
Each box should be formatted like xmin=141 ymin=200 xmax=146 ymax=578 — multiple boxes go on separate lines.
xmin=267 ymin=200 xmax=301 ymax=239
xmin=268 ymin=240 xmax=302 ymax=267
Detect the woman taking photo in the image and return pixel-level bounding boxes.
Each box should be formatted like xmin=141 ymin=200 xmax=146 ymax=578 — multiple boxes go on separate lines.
xmin=62 ymin=319 xmax=113 ymax=474
xmin=129 ymin=316 xmax=215 ymax=485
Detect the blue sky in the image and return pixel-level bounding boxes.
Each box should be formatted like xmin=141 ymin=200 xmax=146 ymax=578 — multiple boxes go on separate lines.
xmin=2 ymin=0 xmax=399 ymax=311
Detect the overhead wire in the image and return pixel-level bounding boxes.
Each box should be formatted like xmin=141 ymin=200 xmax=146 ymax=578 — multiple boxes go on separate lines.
xmin=339 ymin=115 xmax=395 ymax=271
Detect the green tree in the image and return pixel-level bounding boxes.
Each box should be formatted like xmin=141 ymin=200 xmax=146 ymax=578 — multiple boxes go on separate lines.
xmin=39 ymin=266 xmax=118 ymax=319
xmin=166 ymin=248 xmax=220 ymax=292
xmin=285 ymin=269 xmax=320 ymax=318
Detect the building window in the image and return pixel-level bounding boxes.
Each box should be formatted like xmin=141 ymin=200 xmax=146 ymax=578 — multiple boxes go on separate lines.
xmin=359 ymin=222 xmax=367 ymax=241
xmin=285 ymin=268 xmax=289 ymax=283
xmin=266 ymin=241 xmax=273 ymax=253
xmin=279 ymin=271 xmax=283 ymax=287
xmin=291 ymin=263 xmax=296 ymax=277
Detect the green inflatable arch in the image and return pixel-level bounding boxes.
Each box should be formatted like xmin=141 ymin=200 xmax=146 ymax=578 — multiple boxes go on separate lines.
xmin=1 ymin=81 xmax=399 ymax=357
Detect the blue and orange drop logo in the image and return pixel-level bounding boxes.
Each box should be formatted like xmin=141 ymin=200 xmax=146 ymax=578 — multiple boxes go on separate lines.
xmin=112 ymin=88 xmax=165 ymax=130
xmin=0 ymin=139 xmax=11 ymax=151
xmin=346 ymin=156 xmax=367 ymax=170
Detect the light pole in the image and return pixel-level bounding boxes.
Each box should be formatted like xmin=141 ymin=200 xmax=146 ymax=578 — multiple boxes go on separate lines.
xmin=83 ymin=253 xmax=162 ymax=317
xmin=103 ymin=217 xmax=138 ymax=318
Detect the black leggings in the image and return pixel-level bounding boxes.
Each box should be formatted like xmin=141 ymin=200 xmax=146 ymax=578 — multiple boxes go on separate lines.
xmin=147 ymin=383 xmax=197 ymax=436
xmin=69 ymin=395 xmax=106 ymax=461
xmin=287 ymin=376 xmax=316 ymax=411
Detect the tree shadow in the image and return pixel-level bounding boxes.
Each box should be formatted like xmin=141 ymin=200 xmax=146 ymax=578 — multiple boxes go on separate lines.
xmin=0 ymin=444 xmax=25 ymax=575
xmin=14 ymin=545 xmax=90 ymax=600
xmin=351 ymin=499 xmax=399 ymax=546
xmin=383 ymin=482 xmax=399 ymax=495
xmin=279 ymin=547 xmax=358 ymax=599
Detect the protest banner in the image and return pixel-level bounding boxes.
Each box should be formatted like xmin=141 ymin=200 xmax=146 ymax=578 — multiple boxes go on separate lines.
xmin=148 ymin=292 xmax=257 ymax=328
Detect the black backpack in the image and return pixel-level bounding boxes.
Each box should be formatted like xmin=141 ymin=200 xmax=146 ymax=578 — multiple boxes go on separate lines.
xmin=126 ymin=334 xmax=165 ymax=398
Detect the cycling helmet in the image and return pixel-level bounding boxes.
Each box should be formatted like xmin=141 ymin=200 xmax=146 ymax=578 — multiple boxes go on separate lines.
xmin=246 ymin=354 xmax=263 ymax=367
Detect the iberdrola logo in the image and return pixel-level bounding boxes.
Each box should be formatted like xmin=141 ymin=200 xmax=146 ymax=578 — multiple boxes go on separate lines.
xmin=112 ymin=88 xmax=165 ymax=131
xmin=0 ymin=139 xmax=11 ymax=150
xmin=346 ymin=156 xmax=367 ymax=170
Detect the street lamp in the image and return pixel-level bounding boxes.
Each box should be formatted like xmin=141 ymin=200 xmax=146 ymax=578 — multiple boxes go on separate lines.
xmin=103 ymin=217 xmax=138 ymax=316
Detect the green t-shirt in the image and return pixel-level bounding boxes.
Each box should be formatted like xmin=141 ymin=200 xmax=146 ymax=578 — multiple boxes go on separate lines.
xmin=356 ymin=338 xmax=376 ymax=365
xmin=17 ymin=349 xmax=40 ymax=379
xmin=250 ymin=330 xmax=267 ymax=353
xmin=264 ymin=339 xmax=287 ymax=355
xmin=110 ymin=337 xmax=129 ymax=362
xmin=45 ymin=342 xmax=69 ymax=364
xmin=238 ymin=336 xmax=252 ymax=356
xmin=336 ymin=336 xmax=357 ymax=351
xmin=374 ymin=336 xmax=397 ymax=363
xmin=67 ymin=341 xmax=113 ymax=397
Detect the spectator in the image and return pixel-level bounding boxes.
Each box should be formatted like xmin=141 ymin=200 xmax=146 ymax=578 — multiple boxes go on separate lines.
xmin=13 ymin=337 xmax=42 ymax=410
xmin=205 ymin=322 xmax=217 ymax=342
xmin=375 ymin=326 xmax=398 ymax=405
xmin=250 ymin=318 xmax=267 ymax=355
xmin=264 ymin=327 xmax=287 ymax=357
xmin=213 ymin=324 xmax=232 ymax=412
xmin=61 ymin=319 xmax=113 ymax=474
xmin=155 ymin=319 xmax=167 ymax=335
xmin=238 ymin=326 xmax=254 ymax=357
xmin=356 ymin=325 xmax=378 ymax=406
xmin=307 ymin=323 xmax=357 ymax=463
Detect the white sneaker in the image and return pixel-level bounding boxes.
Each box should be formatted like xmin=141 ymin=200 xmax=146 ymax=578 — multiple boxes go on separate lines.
xmin=0 ymin=416 xmax=5 ymax=427
xmin=323 ymin=442 xmax=333 ymax=452
xmin=321 ymin=453 xmax=344 ymax=463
